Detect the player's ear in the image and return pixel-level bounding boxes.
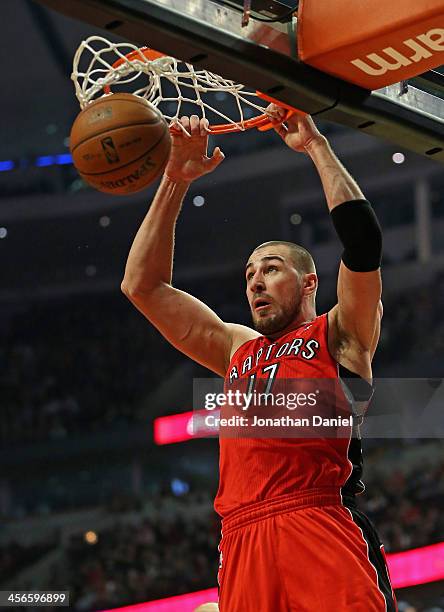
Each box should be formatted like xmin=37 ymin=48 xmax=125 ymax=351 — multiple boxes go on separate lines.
xmin=303 ymin=273 xmax=318 ymax=296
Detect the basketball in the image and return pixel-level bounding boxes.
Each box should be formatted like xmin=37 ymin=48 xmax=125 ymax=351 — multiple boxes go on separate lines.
xmin=70 ymin=93 xmax=171 ymax=195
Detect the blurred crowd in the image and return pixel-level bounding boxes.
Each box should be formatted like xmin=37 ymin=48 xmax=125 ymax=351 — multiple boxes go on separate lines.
xmin=2 ymin=447 xmax=442 ymax=610
xmin=0 ymin=539 xmax=56 ymax=584
xmin=2 ymin=270 xmax=444 ymax=445
xmin=397 ymin=600 xmax=444 ymax=612
xmin=377 ymin=273 xmax=444 ymax=371
xmin=52 ymin=491 xmax=219 ymax=611
xmin=357 ymin=455 xmax=444 ymax=552
xmin=1 ymin=478 xmax=439 ymax=612
xmin=1 ymin=294 xmax=181 ymax=445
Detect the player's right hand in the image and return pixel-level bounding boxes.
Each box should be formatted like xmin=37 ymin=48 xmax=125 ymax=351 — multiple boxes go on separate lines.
xmin=164 ymin=115 xmax=225 ymax=183
xmin=267 ymin=104 xmax=326 ymax=154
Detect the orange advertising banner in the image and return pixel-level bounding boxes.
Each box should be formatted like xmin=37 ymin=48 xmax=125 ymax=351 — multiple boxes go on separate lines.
xmin=298 ymin=0 xmax=444 ymax=89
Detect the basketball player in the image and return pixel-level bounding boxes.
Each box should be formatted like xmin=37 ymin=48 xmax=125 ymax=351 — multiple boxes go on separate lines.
xmin=121 ymin=109 xmax=397 ymax=611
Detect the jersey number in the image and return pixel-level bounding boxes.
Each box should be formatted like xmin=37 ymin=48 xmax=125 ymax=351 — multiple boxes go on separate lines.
xmin=246 ymin=363 xmax=280 ymax=395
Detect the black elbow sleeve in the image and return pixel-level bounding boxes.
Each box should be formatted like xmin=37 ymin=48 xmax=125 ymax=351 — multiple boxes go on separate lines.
xmin=330 ymin=199 xmax=382 ymax=272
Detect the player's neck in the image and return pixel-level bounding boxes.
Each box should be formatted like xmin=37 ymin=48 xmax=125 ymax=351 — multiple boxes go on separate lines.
xmin=267 ymin=307 xmax=317 ymax=340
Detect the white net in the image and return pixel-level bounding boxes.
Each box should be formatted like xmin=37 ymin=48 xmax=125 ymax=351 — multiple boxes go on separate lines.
xmin=72 ymin=36 xmax=270 ymax=132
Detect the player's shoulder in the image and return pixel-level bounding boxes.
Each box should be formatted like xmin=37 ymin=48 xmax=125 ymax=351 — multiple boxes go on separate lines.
xmin=226 ymin=323 xmax=261 ymax=360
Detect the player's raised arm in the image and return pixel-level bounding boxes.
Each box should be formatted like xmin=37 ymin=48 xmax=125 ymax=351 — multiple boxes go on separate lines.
xmin=270 ymin=107 xmax=382 ymax=377
xmin=121 ymin=116 xmax=245 ymax=376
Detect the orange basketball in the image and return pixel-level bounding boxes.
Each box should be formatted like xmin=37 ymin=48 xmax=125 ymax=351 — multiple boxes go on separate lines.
xmin=70 ymin=93 xmax=171 ymax=195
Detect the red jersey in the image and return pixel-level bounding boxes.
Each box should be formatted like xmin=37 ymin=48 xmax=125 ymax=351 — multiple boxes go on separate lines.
xmin=214 ymin=313 xmax=358 ymax=518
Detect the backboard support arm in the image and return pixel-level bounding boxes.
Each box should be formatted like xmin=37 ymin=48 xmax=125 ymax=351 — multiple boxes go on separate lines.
xmin=36 ymin=0 xmax=444 ymax=163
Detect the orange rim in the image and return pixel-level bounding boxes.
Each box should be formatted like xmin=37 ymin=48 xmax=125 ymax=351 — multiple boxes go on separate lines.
xmin=103 ymin=47 xmax=305 ymax=134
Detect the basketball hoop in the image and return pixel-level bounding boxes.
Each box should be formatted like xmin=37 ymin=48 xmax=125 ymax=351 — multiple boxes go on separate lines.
xmin=72 ymin=36 xmax=301 ymax=135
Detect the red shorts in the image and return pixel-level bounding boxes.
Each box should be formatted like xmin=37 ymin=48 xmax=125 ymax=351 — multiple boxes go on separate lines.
xmin=217 ymin=488 xmax=397 ymax=612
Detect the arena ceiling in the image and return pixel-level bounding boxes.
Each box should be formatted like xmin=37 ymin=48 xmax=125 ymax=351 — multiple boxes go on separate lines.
xmin=2 ymin=0 xmax=111 ymax=159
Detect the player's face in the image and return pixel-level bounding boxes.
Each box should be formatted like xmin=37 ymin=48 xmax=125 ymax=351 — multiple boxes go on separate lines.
xmin=245 ymin=246 xmax=302 ymax=336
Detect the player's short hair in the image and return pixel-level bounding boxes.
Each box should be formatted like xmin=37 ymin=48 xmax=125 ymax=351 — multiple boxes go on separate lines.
xmin=253 ymin=241 xmax=316 ymax=275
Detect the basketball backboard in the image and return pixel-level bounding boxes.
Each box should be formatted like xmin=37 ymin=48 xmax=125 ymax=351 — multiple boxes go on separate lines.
xmin=36 ymin=0 xmax=444 ymax=162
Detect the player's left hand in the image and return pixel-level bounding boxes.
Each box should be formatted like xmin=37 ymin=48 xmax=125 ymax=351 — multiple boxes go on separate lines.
xmin=266 ymin=104 xmax=326 ymax=153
